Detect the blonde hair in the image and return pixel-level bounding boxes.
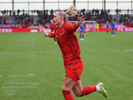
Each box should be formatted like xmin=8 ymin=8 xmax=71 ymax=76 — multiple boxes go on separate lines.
xmin=58 ymin=5 xmax=77 ymax=21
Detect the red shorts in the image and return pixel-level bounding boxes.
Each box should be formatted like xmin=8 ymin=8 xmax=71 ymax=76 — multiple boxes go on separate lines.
xmin=64 ymin=58 xmax=83 ymax=82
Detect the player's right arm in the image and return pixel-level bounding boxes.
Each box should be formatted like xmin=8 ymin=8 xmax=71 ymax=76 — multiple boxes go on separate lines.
xmin=42 ymin=29 xmax=48 ymax=37
xmin=42 ymin=29 xmax=55 ymax=38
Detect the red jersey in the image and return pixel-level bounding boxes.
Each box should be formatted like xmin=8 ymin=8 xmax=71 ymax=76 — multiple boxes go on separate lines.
xmin=50 ymin=23 xmax=56 ymax=32
xmin=48 ymin=21 xmax=81 ymax=65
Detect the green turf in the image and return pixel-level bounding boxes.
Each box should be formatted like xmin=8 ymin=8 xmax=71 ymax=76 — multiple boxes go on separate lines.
xmin=0 ymin=32 xmax=133 ymax=100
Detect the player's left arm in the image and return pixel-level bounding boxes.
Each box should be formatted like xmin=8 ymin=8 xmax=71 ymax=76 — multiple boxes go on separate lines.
xmin=76 ymin=14 xmax=85 ymax=27
xmin=66 ymin=14 xmax=85 ymax=33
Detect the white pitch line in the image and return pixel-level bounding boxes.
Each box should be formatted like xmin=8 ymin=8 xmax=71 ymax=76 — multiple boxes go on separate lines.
xmin=0 ymin=49 xmax=132 ymax=55
xmin=2 ymin=86 xmax=36 ymax=89
xmin=3 ymin=82 xmax=39 ymax=85
xmin=125 ymin=49 xmax=133 ymax=52
xmin=2 ymin=82 xmax=39 ymax=96
xmin=0 ymin=51 xmax=60 ymax=54
xmin=4 ymin=90 xmax=17 ymax=96
xmin=83 ymin=50 xmax=120 ymax=53
xmin=2 ymin=83 xmax=39 ymax=89
xmin=0 ymin=52 xmax=42 ymax=54
xmin=0 ymin=75 xmax=2 ymax=77
xmin=7 ymin=74 xmax=36 ymax=77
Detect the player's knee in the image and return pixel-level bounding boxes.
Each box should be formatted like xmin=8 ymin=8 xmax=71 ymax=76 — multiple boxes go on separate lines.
xmin=73 ymin=89 xmax=83 ymax=97
xmin=74 ymin=91 xmax=83 ymax=97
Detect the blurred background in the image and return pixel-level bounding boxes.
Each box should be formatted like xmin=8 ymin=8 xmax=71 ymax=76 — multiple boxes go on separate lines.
xmin=0 ymin=0 xmax=133 ymax=25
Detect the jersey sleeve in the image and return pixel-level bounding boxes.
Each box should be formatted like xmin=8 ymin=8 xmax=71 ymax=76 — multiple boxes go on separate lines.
xmin=48 ymin=32 xmax=55 ymax=38
xmin=65 ymin=22 xmax=79 ymax=33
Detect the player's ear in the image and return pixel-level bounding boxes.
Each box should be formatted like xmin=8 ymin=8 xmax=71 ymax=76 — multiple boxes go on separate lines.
xmin=60 ymin=16 xmax=64 ymax=21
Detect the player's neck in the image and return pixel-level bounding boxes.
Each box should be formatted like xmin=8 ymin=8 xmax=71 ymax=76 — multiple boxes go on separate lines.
xmin=58 ymin=21 xmax=64 ymax=29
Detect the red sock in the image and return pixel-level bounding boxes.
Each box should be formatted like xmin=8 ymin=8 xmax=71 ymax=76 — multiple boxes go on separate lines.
xmin=62 ymin=90 xmax=74 ymax=100
xmin=81 ymin=86 xmax=96 ymax=96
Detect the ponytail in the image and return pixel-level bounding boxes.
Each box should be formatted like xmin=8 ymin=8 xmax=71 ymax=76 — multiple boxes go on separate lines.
xmin=58 ymin=5 xmax=77 ymax=21
xmin=66 ymin=5 xmax=77 ymax=17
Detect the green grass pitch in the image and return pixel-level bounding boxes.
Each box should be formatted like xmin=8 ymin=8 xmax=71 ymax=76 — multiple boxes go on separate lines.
xmin=0 ymin=31 xmax=133 ymax=100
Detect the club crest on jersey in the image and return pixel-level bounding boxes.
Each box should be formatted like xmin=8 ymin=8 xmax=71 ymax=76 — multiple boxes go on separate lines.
xmin=61 ymin=35 xmax=65 ymax=39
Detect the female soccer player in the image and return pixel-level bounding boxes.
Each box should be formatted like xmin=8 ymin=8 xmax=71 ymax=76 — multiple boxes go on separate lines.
xmin=42 ymin=5 xmax=107 ymax=100
xmin=106 ymin=21 xmax=109 ymax=34
xmin=111 ymin=19 xmax=116 ymax=37
xmin=79 ymin=22 xmax=84 ymax=40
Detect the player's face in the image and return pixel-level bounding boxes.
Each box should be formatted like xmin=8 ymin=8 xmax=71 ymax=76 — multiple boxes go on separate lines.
xmin=53 ymin=12 xmax=62 ymax=26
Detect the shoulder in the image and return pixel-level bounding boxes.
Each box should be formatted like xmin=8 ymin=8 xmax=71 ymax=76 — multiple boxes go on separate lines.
xmin=63 ymin=21 xmax=72 ymax=29
xmin=64 ymin=21 xmax=72 ymax=26
xmin=55 ymin=26 xmax=58 ymax=30
xmin=54 ymin=26 xmax=58 ymax=32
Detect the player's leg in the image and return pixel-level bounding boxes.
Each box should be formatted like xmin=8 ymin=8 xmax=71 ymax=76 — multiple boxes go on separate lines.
xmin=81 ymin=32 xmax=84 ymax=40
xmin=114 ymin=30 xmax=116 ymax=37
xmin=79 ymin=32 xmax=82 ymax=40
xmin=111 ymin=29 xmax=113 ymax=36
xmin=107 ymin=29 xmax=109 ymax=34
xmin=62 ymin=77 xmax=76 ymax=100
xmin=72 ymin=80 xmax=108 ymax=98
xmin=72 ymin=59 xmax=98 ymax=97
xmin=108 ymin=29 xmax=109 ymax=33
xmin=72 ymin=80 xmax=83 ymax=97
xmin=72 ymin=80 xmax=97 ymax=97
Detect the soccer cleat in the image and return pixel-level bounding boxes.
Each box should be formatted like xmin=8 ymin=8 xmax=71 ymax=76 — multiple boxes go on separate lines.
xmin=97 ymin=82 xmax=108 ymax=98
xmin=55 ymin=42 xmax=57 ymax=44
xmin=80 ymin=38 xmax=84 ymax=40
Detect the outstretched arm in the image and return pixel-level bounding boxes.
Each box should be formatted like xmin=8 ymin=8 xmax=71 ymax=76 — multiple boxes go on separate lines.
xmin=76 ymin=14 xmax=85 ymax=27
xmin=66 ymin=14 xmax=85 ymax=33
xmin=42 ymin=29 xmax=55 ymax=38
xmin=42 ymin=29 xmax=49 ymax=37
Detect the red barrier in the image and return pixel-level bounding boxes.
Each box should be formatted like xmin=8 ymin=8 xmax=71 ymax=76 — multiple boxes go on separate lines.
xmin=0 ymin=28 xmax=50 ymax=33
xmin=1 ymin=27 xmax=133 ymax=33
xmin=0 ymin=29 xmax=12 ymax=33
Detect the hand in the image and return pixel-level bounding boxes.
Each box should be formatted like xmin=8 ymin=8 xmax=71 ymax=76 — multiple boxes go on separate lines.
xmin=76 ymin=14 xmax=85 ymax=26
xmin=42 ymin=29 xmax=48 ymax=37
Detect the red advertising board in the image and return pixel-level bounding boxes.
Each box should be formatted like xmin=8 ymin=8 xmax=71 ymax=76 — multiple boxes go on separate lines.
xmin=0 ymin=29 xmax=12 ymax=33
xmin=1 ymin=24 xmax=133 ymax=33
xmin=0 ymin=28 xmax=51 ymax=33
